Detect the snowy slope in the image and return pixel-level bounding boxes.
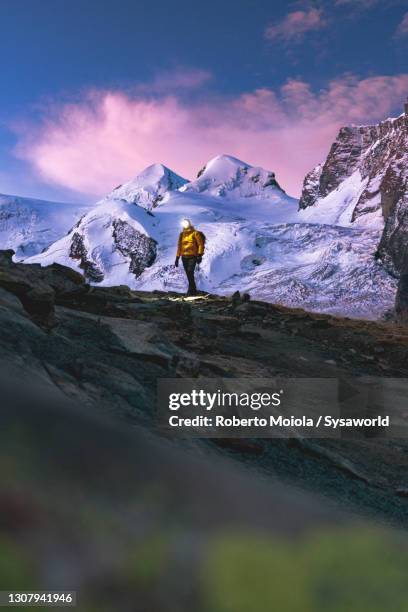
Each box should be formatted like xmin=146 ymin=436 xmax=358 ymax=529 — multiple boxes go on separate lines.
xmin=0 ymin=194 xmax=91 ymax=259
xmin=26 ymin=154 xmax=397 ymax=320
xmin=298 ymin=170 xmax=381 ymax=229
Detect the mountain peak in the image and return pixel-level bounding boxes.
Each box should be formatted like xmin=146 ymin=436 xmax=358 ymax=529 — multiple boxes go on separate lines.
xmin=206 ymin=153 xmax=250 ymax=167
xmin=137 ymin=163 xmax=176 ymax=179
xmin=183 ymin=155 xmax=284 ymax=198
xmin=105 ymin=164 xmax=189 ymax=210
xmin=195 ymin=154 xmax=250 ymax=179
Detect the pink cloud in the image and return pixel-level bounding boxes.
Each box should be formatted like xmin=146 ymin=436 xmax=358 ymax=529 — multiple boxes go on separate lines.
xmin=264 ymin=8 xmax=326 ymax=42
xmin=396 ymin=12 xmax=408 ymax=37
xmin=15 ymin=74 xmax=408 ymax=198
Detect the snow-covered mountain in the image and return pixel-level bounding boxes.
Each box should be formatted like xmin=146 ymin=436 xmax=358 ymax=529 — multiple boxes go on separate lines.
xmin=299 ymin=105 xmax=408 ymax=276
xmin=104 ymin=163 xmax=188 ymax=210
xmin=182 ymin=154 xmax=285 ymax=199
xmin=24 ymin=151 xmax=398 ymax=319
xmin=0 ymin=194 xmax=91 ymax=259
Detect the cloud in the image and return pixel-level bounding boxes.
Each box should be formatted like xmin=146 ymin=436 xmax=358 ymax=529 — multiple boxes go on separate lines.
xmin=136 ymin=67 xmax=213 ymax=94
xmin=395 ymin=12 xmax=408 ymax=37
xmin=14 ymin=74 xmax=408 ymax=198
xmin=264 ymin=8 xmax=327 ymax=42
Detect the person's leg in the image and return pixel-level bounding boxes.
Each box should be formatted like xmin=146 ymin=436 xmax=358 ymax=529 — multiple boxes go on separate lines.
xmin=182 ymin=257 xmax=197 ymax=295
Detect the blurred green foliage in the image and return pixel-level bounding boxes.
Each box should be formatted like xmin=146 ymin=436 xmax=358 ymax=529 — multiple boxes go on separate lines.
xmin=126 ymin=533 xmax=171 ymax=587
xmin=0 ymin=535 xmax=36 ymax=597
xmin=203 ymin=528 xmax=408 ymax=612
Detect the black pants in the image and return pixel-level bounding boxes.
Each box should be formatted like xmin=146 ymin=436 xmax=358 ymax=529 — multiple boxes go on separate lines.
xmin=182 ymin=256 xmax=197 ymax=294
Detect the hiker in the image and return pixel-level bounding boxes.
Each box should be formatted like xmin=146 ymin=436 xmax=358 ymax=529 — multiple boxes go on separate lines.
xmin=174 ymin=219 xmax=205 ymax=296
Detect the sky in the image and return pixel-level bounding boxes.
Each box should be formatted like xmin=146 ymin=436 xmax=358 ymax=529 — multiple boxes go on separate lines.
xmin=0 ymin=0 xmax=407 ymax=202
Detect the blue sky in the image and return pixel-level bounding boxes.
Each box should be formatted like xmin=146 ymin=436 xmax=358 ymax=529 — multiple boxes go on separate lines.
xmin=0 ymin=0 xmax=407 ymax=201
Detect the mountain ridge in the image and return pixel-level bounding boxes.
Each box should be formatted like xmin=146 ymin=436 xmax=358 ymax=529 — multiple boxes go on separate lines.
xmin=299 ymin=106 xmax=408 ymax=266
xmin=23 ymin=152 xmax=395 ymax=319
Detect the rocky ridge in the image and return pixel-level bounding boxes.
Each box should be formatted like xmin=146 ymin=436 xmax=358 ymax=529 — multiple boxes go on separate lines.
xmin=1 ymin=249 xmax=408 ymax=525
xmin=299 ymin=105 xmax=408 ymax=275
xmin=1 ymin=248 xmax=408 ymax=609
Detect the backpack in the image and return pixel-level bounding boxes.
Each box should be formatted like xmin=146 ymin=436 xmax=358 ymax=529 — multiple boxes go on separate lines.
xmin=196 ymin=230 xmax=206 ymax=248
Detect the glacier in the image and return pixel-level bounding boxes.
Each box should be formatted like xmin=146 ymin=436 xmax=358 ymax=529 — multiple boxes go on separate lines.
xmin=0 ymin=193 xmax=92 ymax=259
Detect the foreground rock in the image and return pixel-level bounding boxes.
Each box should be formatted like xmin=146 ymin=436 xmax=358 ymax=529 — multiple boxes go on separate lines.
xmin=1 ymin=251 xmax=408 ymax=526
xmin=1 ymin=251 xmax=408 ymax=608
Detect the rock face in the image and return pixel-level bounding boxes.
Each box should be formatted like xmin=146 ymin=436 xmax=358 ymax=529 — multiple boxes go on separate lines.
xmin=395 ymin=256 xmax=408 ymax=322
xmin=0 ymin=250 xmax=408 ymax=523
xmin=299 ymin=108 xmax=408 ymax=276
xmin=69 ymin=232 xmax=104 ymax=282
xmin=112 ymin=218 xmax=157 ymax=277
xmin=1 ymin=250 xmax=408 ymax=608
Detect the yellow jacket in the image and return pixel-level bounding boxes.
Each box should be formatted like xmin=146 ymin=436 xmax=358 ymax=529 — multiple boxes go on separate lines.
xmin=177 ymin=228 xmax=204 ymax=257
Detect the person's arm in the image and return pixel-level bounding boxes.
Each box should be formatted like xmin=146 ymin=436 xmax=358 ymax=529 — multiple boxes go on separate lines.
xmin=176 ymin=233 xmax=183 ymax=257
xmin=175 ymin=233 xmax=182 ymax=266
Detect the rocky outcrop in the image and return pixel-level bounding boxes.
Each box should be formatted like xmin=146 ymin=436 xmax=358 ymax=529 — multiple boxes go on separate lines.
xmin=1 ymin=248 xmax=408 ymax=469
xmin=395 ymin=254 xmax=408 ymax=322
xmin=299 ymin=109 xmax=408 ymax=276
xmin=112 ymin=218 xmax=157 ymax=278
xmin=1 ymin=251 xmax=408 ymax=608
xmin=299 ymin=127 xmax=366 ymax=208
xmin=69 ymin=232 xmax=104 ymax=283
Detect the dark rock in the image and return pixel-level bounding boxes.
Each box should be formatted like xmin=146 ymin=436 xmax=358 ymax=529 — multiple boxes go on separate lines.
xmin=230 ymin=290 xmax=251 ymax=308
xmin=112 ymin=218 xmax=157 ymax=278
xmin=0 ymin=249 xmax=15 ymax=265
xmin=1 ymin=249 xmax=408 ymax=531
xmin=69 ymin=232 xmax=104 ymax=283
xmin=395 ymin=262 xmax=408 ymax=323
xmin=22 ymin=286 xmax=55 ymax=316
xmin=234 ymin=302 xmax=252 ymax=316
xmin=231 ymin=290 xmax=241 ymax=305
xmin=212 ymin=438 xmax=264 ymax=455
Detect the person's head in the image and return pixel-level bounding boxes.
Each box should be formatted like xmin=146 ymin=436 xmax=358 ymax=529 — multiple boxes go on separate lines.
xmin=181 ymin=219 xmax=192 ymax=230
